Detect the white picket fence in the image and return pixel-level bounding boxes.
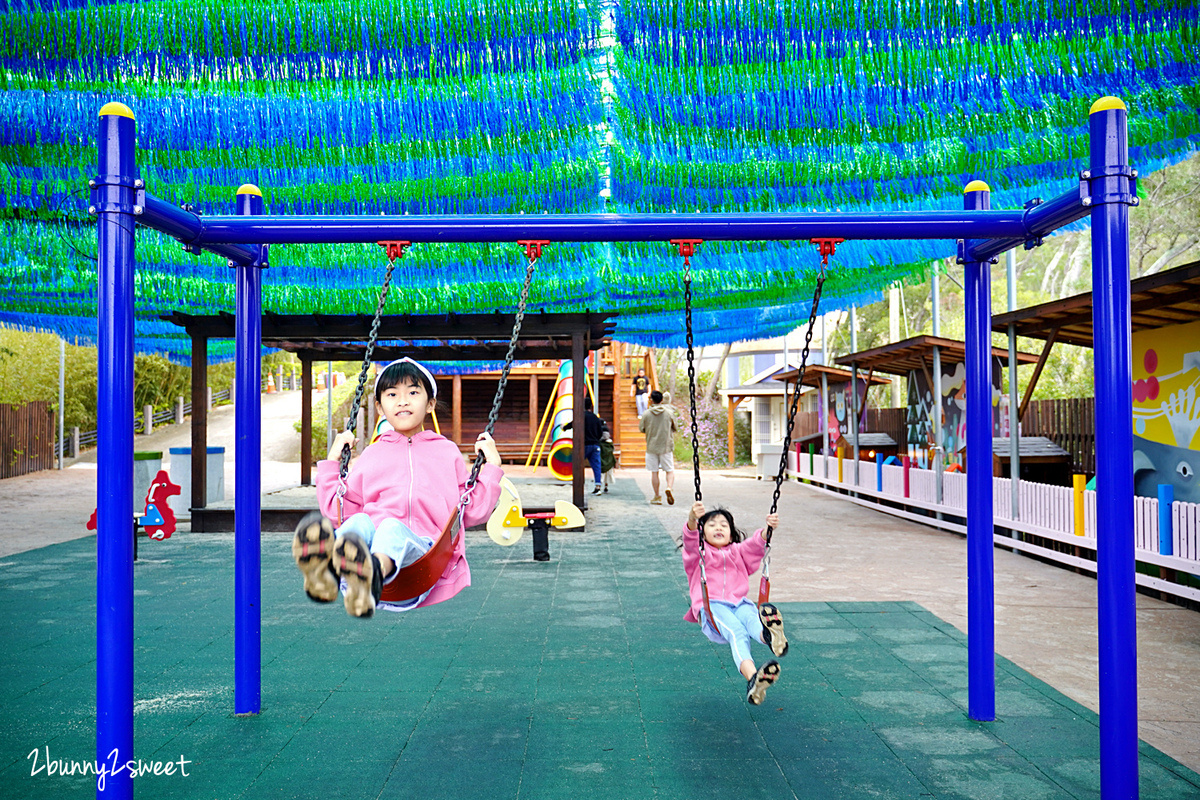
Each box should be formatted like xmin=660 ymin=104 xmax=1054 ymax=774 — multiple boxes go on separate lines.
xmin=792 ymin=453 xmax=1200 ymax=603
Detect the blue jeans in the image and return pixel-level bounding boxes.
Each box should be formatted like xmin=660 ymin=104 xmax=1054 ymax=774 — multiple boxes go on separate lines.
xmin=584 ymin=444 xmax=603 ymax=483
xmin=337 ymin=512 xmax=434 ymax=610
xmin=702 ymin=599 xmax=765 ymax=666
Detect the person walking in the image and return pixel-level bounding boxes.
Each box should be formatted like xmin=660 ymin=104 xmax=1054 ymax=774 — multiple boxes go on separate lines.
xmin=639 ymin=390 xmax=678 ymax=505
xmin=631 ymin=367 xmax=651 ymax=419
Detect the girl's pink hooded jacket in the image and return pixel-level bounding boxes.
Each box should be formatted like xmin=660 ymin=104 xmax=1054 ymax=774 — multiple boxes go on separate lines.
xmin=316 ymin=429 xmax=503 ymax=607
xmin=680 ymin=522 xmax=767 ymax=623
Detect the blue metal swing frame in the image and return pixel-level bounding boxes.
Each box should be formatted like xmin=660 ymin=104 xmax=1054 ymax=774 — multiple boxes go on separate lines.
xmin=92 ymin=97 xmax=1139 ymax=799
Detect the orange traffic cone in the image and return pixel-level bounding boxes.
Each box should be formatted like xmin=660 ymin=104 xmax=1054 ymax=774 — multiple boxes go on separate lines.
xmin=316 ymin=373 xmax=326 ymax=390
xmin=266 ymin=373 xmax=277 ymax=393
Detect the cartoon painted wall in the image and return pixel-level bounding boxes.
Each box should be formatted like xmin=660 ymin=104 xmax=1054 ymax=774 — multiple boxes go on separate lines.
xmin=1132 ymin=320 xmax=1200 ymax=503
xmin=905 ymin=357 xmax=1004 ymax=469
xmin=826 ymin=378 xmax=868 ymax=450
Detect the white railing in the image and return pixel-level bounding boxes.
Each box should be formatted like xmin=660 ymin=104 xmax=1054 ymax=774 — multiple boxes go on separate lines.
xmin=791 ymin=455 xmax=1200 ymax=603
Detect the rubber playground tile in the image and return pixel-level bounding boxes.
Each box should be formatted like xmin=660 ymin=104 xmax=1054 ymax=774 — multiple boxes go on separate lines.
xmin=775 ymin=753 xmax=932 ymax=799
xmin=401 ymin=708 xmax=532 ymax=761
xmin=897 ymin=749 xmax=1072 ymax=799
xmin=246 ymin=754 xmax=401 ymax=799
xmin=642 ymin=717 xmax=772 ymax=761
xmin=526 ymin=717 xmax=647 ymax=762
xmin=531 ymin=693 xmax=642 ymax=723
xmin=649 ymin=758 xmax=794 ymax=800
xmin=516 ymin=753 xmax=658 ymax=800
xmin=378 ymin=753 xmax=524 ymax=800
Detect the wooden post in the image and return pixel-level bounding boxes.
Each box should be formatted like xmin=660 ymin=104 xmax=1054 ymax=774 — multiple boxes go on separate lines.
xmin=726 ymin=396 xmax=736 ymax=466
xmin=300 ymin=358 xmax=312 ymax=485
xmin=572 ymin=332 xmax=586 ymax=508
xmin=190 ymin=335 xmax=208 ymax=510
xmin=452 ymin=375 xmax=462 ymax=446
xmin=612 ymin=350 xmax=622 ymax=451
xmin=529 ymin=374 xmax=538 ymax=448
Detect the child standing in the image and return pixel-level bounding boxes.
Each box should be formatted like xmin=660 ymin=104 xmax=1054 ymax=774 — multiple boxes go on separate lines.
xmin=681 ymin=501 xmax=789 ymax=704
xmin=293 ymin=357 xmax=504 ymax=617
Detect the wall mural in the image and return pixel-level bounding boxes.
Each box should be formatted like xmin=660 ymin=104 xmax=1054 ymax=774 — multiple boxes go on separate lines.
xmin=905 ymin=357 xmax=1003 ymax=469
xmin=1132 ymin=320 xmax=1200 ymax=503
xmin=826 ymin=378 xmax=868 ymax=450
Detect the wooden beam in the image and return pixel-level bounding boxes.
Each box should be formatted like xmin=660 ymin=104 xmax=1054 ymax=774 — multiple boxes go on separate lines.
xmin=572 ymin=332 xmax=586 ymax=509
xmin=452 ymin=375 xmax=462 ymax=445
xmin=1018 ymin=329 xmax=1058 ymax=422
xmin=727 ymin=396 xmax=736 ymax=466
xmin=190 ymin=335 xmax=208 ymax=511
xmin=528 ymin=374 xmax=538 ymax=445
xmin=301 ymin=358 xmax=313 ymax=484
xmin=858 ymin=368 xmax=875 ymax=428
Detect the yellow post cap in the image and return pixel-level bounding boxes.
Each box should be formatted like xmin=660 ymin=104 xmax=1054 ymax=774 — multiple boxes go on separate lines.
xmin=963 ymin=180 xmax=991 ymax=194
xmin=1090 ymin=96 xmax=1126 ymax=114
xmin=98 ymin=102 xmax=134 ymax=119
xmin=236 ymin=184 xmax=263 ymax=197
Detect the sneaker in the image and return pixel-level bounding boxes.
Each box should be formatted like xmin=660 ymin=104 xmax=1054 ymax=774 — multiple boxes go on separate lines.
xmin=292 ymin=512 xmax=338 ymax=603
xmin=665 ymin=489 xmax=674 ymax=505
xmin=651 ymin=496 xmax=663 ymax=505
xmin=759 ymin=603 xmax=789 ymax=657
xmin=332 ymin=531 xmax=382 ymax=618
xmin=746 ymin=660 xmax=780 ymax=705
xmin=592 ymin=485 xmax=602 ymax=495
xmin=603 ymin=485 xmax=609 ymax=493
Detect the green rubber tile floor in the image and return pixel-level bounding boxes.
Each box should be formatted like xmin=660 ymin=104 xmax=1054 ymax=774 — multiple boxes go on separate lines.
xmin=2 ymin=494 xmax=1199 ymax=800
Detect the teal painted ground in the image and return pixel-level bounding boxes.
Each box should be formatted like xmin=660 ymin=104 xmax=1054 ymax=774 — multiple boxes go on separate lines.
xmin=1 ymin=490 xmax=1197 ymax=799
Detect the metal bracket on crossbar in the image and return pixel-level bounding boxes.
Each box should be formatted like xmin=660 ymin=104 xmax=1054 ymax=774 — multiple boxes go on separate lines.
xmin=518 ymin=239 xmax=551 ymax=262
xmin=809 ymin=237 xmax=844 ymax=266
xmin=670 ymin=238 xmax=704 ymax=267
xmin=377 ymin=240 xmax=412 ymax=262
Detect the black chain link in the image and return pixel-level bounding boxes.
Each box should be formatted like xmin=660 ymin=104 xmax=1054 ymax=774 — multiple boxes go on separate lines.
xmin=763 ymin=266 xmax=828 ymax=543
xmin=684 ymin=263 xmax=703 ymax=504
xmin=465 ymin=255 xmax=539 ymax=492
xmin=339 ymin=257 xmax=398 ymax=481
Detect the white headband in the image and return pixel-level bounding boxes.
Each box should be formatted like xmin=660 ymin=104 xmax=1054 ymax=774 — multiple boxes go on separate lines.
xmin=374 ymin=357 xmax=438 ymax=398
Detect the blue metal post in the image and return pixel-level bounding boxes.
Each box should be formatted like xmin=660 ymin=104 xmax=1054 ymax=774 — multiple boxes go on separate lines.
xmin=1090 ymin=97 xmax=1138 ymax=799
xmin=876 ymin=451 xmax=883 ymax=492
xmin=234 ymin=185 xmax=267 ymax=715
xmin=963 ymin=180 xmax=995 ymax=722
xmin=1158 ymin=485 xmax=1173 ymax=556
xmin=94 ymin=101 xmax=137 ymax=800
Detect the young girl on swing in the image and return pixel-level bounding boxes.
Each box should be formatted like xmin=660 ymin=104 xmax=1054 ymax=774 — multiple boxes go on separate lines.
xmin=682 ymin=501 xmax=789 ymax=704
xmin=292 ymin=357 xmax=504 ymax=618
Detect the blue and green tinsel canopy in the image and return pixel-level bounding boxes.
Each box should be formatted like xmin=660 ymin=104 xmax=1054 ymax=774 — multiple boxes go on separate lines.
xmin=2 ymin=0 xmax=1197 ymax=359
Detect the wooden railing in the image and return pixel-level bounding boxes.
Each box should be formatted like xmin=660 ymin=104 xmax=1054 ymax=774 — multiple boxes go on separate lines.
xmin=1021 ymin=397 xmax=1095 ymax=475
xmin=791 ymin=451 xmax=1200 ymax=604
xmin=0 ymin=401 xmax=55 ymax=479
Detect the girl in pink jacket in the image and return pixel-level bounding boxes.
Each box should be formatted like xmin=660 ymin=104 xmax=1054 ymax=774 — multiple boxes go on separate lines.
xmin=292 ymin=358 xmax=504 ymax=618
xmin=682 ymin=501 xmax=789 ymax=704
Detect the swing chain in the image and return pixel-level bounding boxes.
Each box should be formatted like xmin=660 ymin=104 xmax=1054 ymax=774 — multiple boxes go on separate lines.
xmin=339 ymin=251 xmax=402 ymax=482
xmin=465 ymin=246 xmax=540 ymax=493
xmin=683 ymin=262 xmax=703 ymax=504
xmin=762 ymin=264 xmax=828 ymax=544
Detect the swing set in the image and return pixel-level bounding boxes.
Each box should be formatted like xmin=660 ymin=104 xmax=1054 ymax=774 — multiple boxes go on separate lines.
xmin=327 ymin=239 xmax=544 ymax=603
xmin=92 ymin=97 xmax=1142 ymax=799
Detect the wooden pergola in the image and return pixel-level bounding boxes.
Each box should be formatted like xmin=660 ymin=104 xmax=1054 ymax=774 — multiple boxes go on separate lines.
xmin=992 ymin=259 xmax=1200 ymax=420
xmin=164 ymin=311 xmax=616 ymax=529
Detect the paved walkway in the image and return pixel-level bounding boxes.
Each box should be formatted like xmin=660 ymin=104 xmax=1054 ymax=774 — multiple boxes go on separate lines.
xmin=1 ymin=397 xmax=1198 ymax=797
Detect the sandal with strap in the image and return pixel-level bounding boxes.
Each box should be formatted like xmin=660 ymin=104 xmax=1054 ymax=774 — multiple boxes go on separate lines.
xmin=746 ymin=660 xmax=780 ymax=705
xmin=332 ymin=531 xmax=382 ymax=618
xmin=292 ymin=512 xmax=338 ymax=603
xmin=759 ymin=603 xmax=789 ymax=658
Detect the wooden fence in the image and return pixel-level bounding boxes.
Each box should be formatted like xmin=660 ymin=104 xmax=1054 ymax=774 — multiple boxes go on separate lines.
xmin=796 ymin=397 xmax=1096 ymax=474
xmin=1021 ymin=397 xmax=1095 ymax=475
xmin=792 ymin=452 xmax=1200 ymax=603
xmin=0 ymin=401 xmax=55 ymax=479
